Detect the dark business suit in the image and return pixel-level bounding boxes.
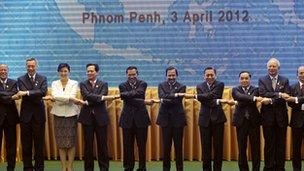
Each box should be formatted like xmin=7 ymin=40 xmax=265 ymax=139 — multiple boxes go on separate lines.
xmin=0 ymin=79 xmax=19 ymax=171
xmin=79 ymin=79 xmax=109 ymax=171
xmin=18 ymin=73 xmax=47 ymax=171
xmin=258 ymin=75 xmax=289 ymax=171
xmin=156 ymin=81 xmax=186 ymax=171
xmin=287 ymin=82 xmax=304 ymax=171
xmin=119 ymin=80 xmax=151 ymax=171
xmin=196 ymin=80 xmax=226 ymax=171
xmin=232 ymin=85 xmax=261 ymax=171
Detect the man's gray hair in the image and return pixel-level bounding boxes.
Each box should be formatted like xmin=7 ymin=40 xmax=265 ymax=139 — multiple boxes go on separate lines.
xmin=266 ymin=57 xmax=280 ymax=68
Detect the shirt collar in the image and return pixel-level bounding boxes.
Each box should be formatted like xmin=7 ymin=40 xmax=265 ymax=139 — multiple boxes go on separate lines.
xmin=28 ymin=73 xmax=36 ymax=79
xmin=269 ymin=75 xmax=278 ymax=80
xmin=89 ymin=79 xmax=97 ymax=86
xmin=242 ymin=85 xmax=250 ymax=91
xmin=0 ymin=79 xmax=7 ymax=84
xmin=167 ymin=81 xmax=176 ymax=86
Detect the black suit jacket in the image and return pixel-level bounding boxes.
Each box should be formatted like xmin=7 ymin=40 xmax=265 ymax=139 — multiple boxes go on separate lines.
xmin=258 ymin=75 xmax=289 ymax=127
xmin=156 ymin=81 xmax=186 ymax=127
xmin=288 ymin=82 xmax=304 ymax=128
xmin=18 ymin=73 xmax=47 ymax=123
xmin=119 ymin=80 xmax=150 ymax=128
xmin=0 ymin=79 xmax=19 ymax=125
xmin=78 ymin=79 xmax=109 ymax=126
xmin=232 ymin=85 xmax=261 ymax=127
xmin=196 ymin=80 xmax=226 ymax=127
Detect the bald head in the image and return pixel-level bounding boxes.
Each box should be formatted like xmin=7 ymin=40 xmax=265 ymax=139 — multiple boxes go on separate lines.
xmin=0 ymin=64 xmax=8 ymax=81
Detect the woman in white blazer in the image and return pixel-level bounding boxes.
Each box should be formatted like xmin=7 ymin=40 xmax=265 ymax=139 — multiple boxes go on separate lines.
xmin=45 ymin=63 xmax=84 ymax=171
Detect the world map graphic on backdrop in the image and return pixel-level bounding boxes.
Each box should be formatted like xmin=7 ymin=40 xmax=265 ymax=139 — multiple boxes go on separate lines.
xmin=0 ymin=0 xmax=303 ymax=86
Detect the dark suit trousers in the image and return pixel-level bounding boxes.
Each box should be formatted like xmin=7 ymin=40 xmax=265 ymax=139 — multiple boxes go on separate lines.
xmin=161 ymin=126 xmax=184 ymax=171
xmin=291 ymin=125 xmax=304 ymax=171
xmin=21 ymin=119 xmax=45 ymax=171
xmin=83 ymin=122 xmax=109 ymax=171
xmin=123 ymin=122 xmax=148 ymax=171
xmin=236 ymin=119 xmax=260 ymax=171
xmin=262 ymin=123 xmax=287 ymax=171
xmin=200 ymin=123 xmax=224 ymax=171
xmin=0 ymin=118 xmax=17 ymax=171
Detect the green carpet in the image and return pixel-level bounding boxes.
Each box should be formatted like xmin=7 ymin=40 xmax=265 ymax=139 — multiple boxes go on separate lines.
xmin=0 ymin=160 xmax=297 ymax=170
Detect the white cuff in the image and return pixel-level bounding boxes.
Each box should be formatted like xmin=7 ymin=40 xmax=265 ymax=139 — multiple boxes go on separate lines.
xmin=295 ymin=97 xmax=299 ymax=104
xmin=216 ymin=99 xmax=220 ymax=105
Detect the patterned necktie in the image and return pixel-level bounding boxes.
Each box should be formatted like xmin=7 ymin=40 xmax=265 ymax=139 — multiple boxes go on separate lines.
xmin=301 ymin=84 xmax=304 ymax=93
xmin=30 ymin=76 xmax=35 ymax=84
xmin=2 ymin=82 xmax=6 ymax=90
xmin=90 ymin=81 xmax=95 ymax=88
xmin=272 ymin=77 xmax=277 ymax=90
xmin=244 ymin=87 xmax=248 ymax=94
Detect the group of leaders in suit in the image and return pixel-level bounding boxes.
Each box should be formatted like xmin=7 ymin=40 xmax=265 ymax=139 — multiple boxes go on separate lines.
xmin=1 ymin=57 xmax=304 ymax=171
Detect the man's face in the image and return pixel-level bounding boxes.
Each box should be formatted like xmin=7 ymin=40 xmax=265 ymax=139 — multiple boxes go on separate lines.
xmin=267 ymin=60 xmax=279 ymax=77
xmin=0 ymin=65 xmax=8 ymax=81
xmin=204 ymin=69 xmax=216 ymax=85
xmin=86 ymin=65 xmax=98 ymax=81
xmin=127 ymin=69 xmax=138 ymax=83
xmin=166 ymin=69 xmax=177 ymax=83
xmin=239 ymin=72 xmax=251 ymax=88
xmin=297 ymin=66 xmax=304 ymax=83
xmin=26 ymin=60 xmax=37 ymax=76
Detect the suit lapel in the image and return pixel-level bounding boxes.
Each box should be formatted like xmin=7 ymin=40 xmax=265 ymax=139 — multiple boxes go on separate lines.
xmin=0 ymin=82 xmax=4 ymax=90
xmin=24 ymin=74 xmax=34 ymax=90
xmin=202 ymin=82 xmax=209 ymax=92
xmin=94 ymin=80 xmax=103 ymax=94
xmin=297 ymin=82 xmax=303 ymax=96
xmin=266 ymin=75 xmax=275 ymax=92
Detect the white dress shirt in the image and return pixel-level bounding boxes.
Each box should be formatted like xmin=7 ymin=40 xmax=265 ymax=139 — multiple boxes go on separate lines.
xmin=50 ymin=79 xmax=80 ymax=117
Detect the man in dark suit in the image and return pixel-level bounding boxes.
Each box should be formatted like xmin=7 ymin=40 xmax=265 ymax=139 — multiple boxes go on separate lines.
xmin=0 ymin=64 xmax=19 ymax=171
xmin=118 ymin=66 xmax=151 ymax=171
xmin=17 ymin=58 xmax=48 ymax=171
xmin=156 ymin=66 xmax=186 ymax=171
xmin=232 ymin=71 xmax=263 ymax=171
xmin=196 ymin=66 xmax=228 ymax=171
xmin=286 ymin=66 xmax=304 ymax=171
xmin=79 ymin=63 xmax=114 ymax=171
xmin=258 ymin=57 xmax=290 ymax=171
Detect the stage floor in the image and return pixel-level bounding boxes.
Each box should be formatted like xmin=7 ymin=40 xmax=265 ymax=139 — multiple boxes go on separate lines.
xmin=0 ymin=160 xmax=299 ymax=171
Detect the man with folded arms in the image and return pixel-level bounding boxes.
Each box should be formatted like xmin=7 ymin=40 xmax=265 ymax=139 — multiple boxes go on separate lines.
xmin=17 ymin=58 xmax=47 ymax=171
xmin=258 ymin=57 xmax=290 ymax=171
xmin=0 ymin=64 xmax=19 ymax=171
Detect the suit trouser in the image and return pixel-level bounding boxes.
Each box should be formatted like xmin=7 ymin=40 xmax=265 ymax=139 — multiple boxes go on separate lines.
xmin=161 ymin=126 xmax=184 ymax=171
xmin=291 ymin=125 xmax=304 ymax=171
xmin=21 ymin=119 xmax=45 ymax=171
xmin=122 ymin=123 xmax=148 ymax=171
xmin=236 ymin=119 xmax=260 ymax=171
xmin=262 ymin=123 xmax=287 ymax=171
xmin=0 ymin=118 xmax=17 ymax=171
xmin=83 ymin=123 xmax=109 ymax=171
xmin=200 ymin=122 xmax=224 ymax=171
